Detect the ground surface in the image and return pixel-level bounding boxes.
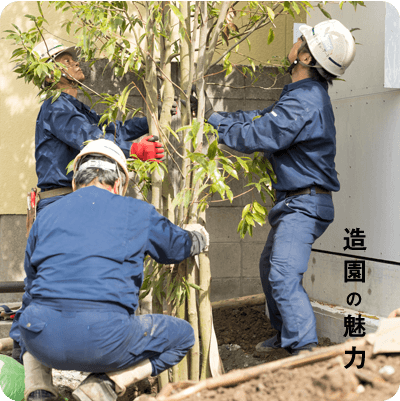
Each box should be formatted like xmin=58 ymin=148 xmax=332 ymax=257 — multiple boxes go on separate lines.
xmin=2 ymin=304 xmax=400 ymax=400
xmin=189 ymin=305 xmax=400 ymax=401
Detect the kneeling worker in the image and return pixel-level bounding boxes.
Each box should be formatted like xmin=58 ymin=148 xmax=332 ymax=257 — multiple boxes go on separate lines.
xmin=15 ymin=139 xmax=207 ymax=401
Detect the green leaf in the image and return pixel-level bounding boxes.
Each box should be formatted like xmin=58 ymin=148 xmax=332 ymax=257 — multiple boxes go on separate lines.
xmin=300 ymin=3 xmax=312 ymax=17
xmin=253 ymin=201 xmax=266 ymax=215
xmin=291 ymin=1 xmax=300 ymax=14
xmin=236 ymin=157 xmax=250 ymax=172
xmin=253 ymin=213 xmax=265 ymax=225
xmin=318 ymin=3 xmax=332 ymax=19
xmin=170 ymin=4 xmax=185 ymax=24
xmin=207 ymin=139 xmax=218 ymax=160
xmin=267 ymin=28 xmax=275 ymax=45
xmin=51 ymin=90 xmax=62 ymax=103
xmin=245 ymin=215 xmax=255 ymax=226
xmin=301 ymin=1 xmax=313 ymax=8
xmin=266 ymin=6 xmax=275 ymax=21
xmin=65 ymin=158 xmax=75 ymax=174
xmin=193 ymin=167 xmax=206 ymax=186
xmin=226 ymin=188 xmax=233 ymax=202
xmin=242 ymin=204 xmax=251 ymax=219
xmin=183 ymin=190 xmax=192 ymax=209
xmin=165 ymin=125 xmax=179 ymax=141
xmin=188 ymin=282 xmax=201 ymax=291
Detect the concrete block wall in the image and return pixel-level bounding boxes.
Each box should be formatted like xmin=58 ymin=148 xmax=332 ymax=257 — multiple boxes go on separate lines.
xmin=206 ymin=170 xmax=275 ymax=302
xmin=0 ymin=61 xmax=290 ymax=305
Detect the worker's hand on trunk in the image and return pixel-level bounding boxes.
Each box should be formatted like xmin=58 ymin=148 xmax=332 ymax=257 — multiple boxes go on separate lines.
xmin=158 ymin=96 xmax=178 ymax=119
xmin=182 ymin=85 xmax=214 ymax=120
xmin=184 ymin=223 xmax=209 ymax=255
xmin=388 ymin=308 xmax=400 ymax=318
xmin=130 ymin=135 xmax=165 ymax=163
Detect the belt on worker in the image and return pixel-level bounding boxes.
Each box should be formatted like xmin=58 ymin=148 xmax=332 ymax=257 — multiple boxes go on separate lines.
xmin=285 ymin=186 xmax=331 ymax=198
xmin=38 ymin=187 xmax=73 ymax=200
xmin=32 ymin=298 xmax=131 ymax=314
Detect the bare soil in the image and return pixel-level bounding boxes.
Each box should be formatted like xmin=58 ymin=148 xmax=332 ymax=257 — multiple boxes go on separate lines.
xmin=190 ymin=304 xmax=400 ymax=401
xmin=214 ymin=304 xmax=336 ymax=372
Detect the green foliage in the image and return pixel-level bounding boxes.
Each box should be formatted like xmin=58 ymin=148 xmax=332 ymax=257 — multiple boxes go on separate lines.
xmin=140 ymin=258 xmax=199 ymax=309
xmin=127 ymin=158 xmax=167 ymax=201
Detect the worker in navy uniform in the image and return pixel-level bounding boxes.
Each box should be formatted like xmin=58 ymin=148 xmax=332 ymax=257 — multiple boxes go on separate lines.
xmin=29 ymin=38 xmax=166 ymax=213
xmin=12 ymin=38 xmax=170 ymax=363
xmin=191 ymin=20 xmax=356 ymax=355
xmin=14 ymin=139 xmax=208 ymax=401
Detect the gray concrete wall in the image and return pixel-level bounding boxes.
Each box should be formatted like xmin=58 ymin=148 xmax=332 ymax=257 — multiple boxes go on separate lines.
xmin=0 ymin=215 xmax=26 ymax=303
xmin=0 ymin=62 xmax=290 ymax=305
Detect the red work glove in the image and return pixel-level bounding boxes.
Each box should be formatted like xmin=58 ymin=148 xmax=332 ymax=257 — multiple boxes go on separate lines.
xmin=130 ymin=135 xmax=165 ymax=162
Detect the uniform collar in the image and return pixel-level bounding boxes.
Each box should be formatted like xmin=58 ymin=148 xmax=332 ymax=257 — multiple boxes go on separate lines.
xmin=280 ymin=78 xmax=328 ymax=97
xmin=60 ymin=92 xmax=88 ymax=112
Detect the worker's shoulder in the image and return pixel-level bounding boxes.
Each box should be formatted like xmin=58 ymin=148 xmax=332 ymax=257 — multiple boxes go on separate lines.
xmin=295 ymin=80 xmax=332 ymax=110
xmin=41 ymin=92 xmax=84 ymax=113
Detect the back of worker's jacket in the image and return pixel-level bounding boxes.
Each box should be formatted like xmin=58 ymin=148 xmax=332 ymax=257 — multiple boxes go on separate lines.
xmin=208 ymin=78 xmax=340 ymax=192
xmin=23 ymin=186 xmax=192 ymax=314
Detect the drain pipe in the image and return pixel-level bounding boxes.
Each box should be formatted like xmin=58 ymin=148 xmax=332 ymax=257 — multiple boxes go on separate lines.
xmin=0 ymin=282 xmax=25 ymax=293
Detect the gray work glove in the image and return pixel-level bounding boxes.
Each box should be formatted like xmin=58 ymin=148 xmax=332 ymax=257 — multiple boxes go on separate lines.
xmin=182 ymin=85 xmax=214 ymax=120
xmin=157 ymin=96 xmax=178 ymax=120
xmin=184 ymin=223 xmax=209 ymax=256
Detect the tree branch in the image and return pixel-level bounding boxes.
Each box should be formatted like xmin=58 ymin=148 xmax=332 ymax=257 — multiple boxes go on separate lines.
xmin=204 ymin=1 xmax=231 ymax=69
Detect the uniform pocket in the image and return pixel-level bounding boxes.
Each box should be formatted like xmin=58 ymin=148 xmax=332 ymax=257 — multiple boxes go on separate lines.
xmin=316 ymin=205 xmax=334 ymax=222
xmin=19 ymin=311 xmax=47 ymax=333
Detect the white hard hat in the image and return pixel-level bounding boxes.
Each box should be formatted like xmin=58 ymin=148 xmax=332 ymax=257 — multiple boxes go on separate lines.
xmin=32 ymin=38 xmax=79 ymax=62
xmin=73 ymin=139 xmax=129 ymax=196
xmin=299 ymin=20 xmax=356 ymax=77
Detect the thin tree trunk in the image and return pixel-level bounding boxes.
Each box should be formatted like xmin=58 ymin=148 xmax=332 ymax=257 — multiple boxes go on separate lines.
xmin=172 ymin=260 xmax=189 ymax=382
xmin=186 ymin=257 xmax=200 ymax=381
xmin=145 ymin=2 xmax=166 ymax=388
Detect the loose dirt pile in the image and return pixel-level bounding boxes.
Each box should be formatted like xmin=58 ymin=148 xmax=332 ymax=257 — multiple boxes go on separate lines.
xmin=184 ymin=305 xmax=400 ymax=401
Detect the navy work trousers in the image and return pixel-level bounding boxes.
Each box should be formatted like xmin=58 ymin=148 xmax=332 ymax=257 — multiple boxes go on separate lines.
xmin=259 ymin=188 xmax=334 ymax=350
xmin=19 ymin=299 xmax=194 ymax=376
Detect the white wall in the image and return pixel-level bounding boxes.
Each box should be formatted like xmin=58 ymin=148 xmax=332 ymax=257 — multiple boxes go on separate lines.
xmin=309 ymin=2 xmax=400 ymax=262
xmin=304 ymin=2 xmax=400 ymax=317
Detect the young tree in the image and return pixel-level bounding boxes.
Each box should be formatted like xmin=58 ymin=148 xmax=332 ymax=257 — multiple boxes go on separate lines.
xmin=6 ymin=0 xmax=364 ymax=386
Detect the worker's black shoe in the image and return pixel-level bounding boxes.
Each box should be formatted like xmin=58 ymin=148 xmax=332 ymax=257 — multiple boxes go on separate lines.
xmin=255 ymin=333 xmax=282 ymax=353
xmin=72 ymin=373 xmax=117 ymax=401
xmin=287 ymin=342 xmax=317 ymax=356
xmin=27 ymin=390 xmax=58 ymax=401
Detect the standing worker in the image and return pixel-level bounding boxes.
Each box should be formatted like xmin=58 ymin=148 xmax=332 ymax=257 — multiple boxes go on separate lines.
xmin=11 ymin=38 xmax=170 ymax=362
xmin=14 ymin=139 xmax=208 ymax=401
xmin=30 ymin=38 xmax=166 ymax=215
xmin=192 ymin=20 xmax=355 ymax=355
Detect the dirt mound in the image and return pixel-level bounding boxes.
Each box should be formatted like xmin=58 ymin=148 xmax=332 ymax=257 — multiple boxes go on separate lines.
xmin=181 ymin=343 xmax=400 ymax=401
xmin=182 ymin=305 xmax=400 ymax=401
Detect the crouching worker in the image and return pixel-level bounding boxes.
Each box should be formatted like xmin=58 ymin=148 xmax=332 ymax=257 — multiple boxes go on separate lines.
xmin=15 ymin=139 xmax=208 ymax=401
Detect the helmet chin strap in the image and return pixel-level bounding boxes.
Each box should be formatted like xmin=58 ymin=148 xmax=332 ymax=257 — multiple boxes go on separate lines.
xmin=286 ymin=57 xmax=322 ymax=75
xmin=286 ymin=40 xmax=318 ymax=75
xmin=61 ymin=72 xmax=79 ymax=87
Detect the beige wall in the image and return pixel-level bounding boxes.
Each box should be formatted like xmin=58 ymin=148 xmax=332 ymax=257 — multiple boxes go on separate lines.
xmin=0 ymin=1 xmax=305 ymax=215
xmin=0 ymin=2 xmax=76 ymax=214
xmin=215 ymin=2 xmax=306 ymax=66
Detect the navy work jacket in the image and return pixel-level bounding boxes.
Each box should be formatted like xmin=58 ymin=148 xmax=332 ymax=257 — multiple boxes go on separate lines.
xmin=208 ymin=78 xmax=340 ymax=192
xmin=22 ymin=186 xmax=192 ymax=315
xmin=35 ymin=93 xmax=148 ymax=190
